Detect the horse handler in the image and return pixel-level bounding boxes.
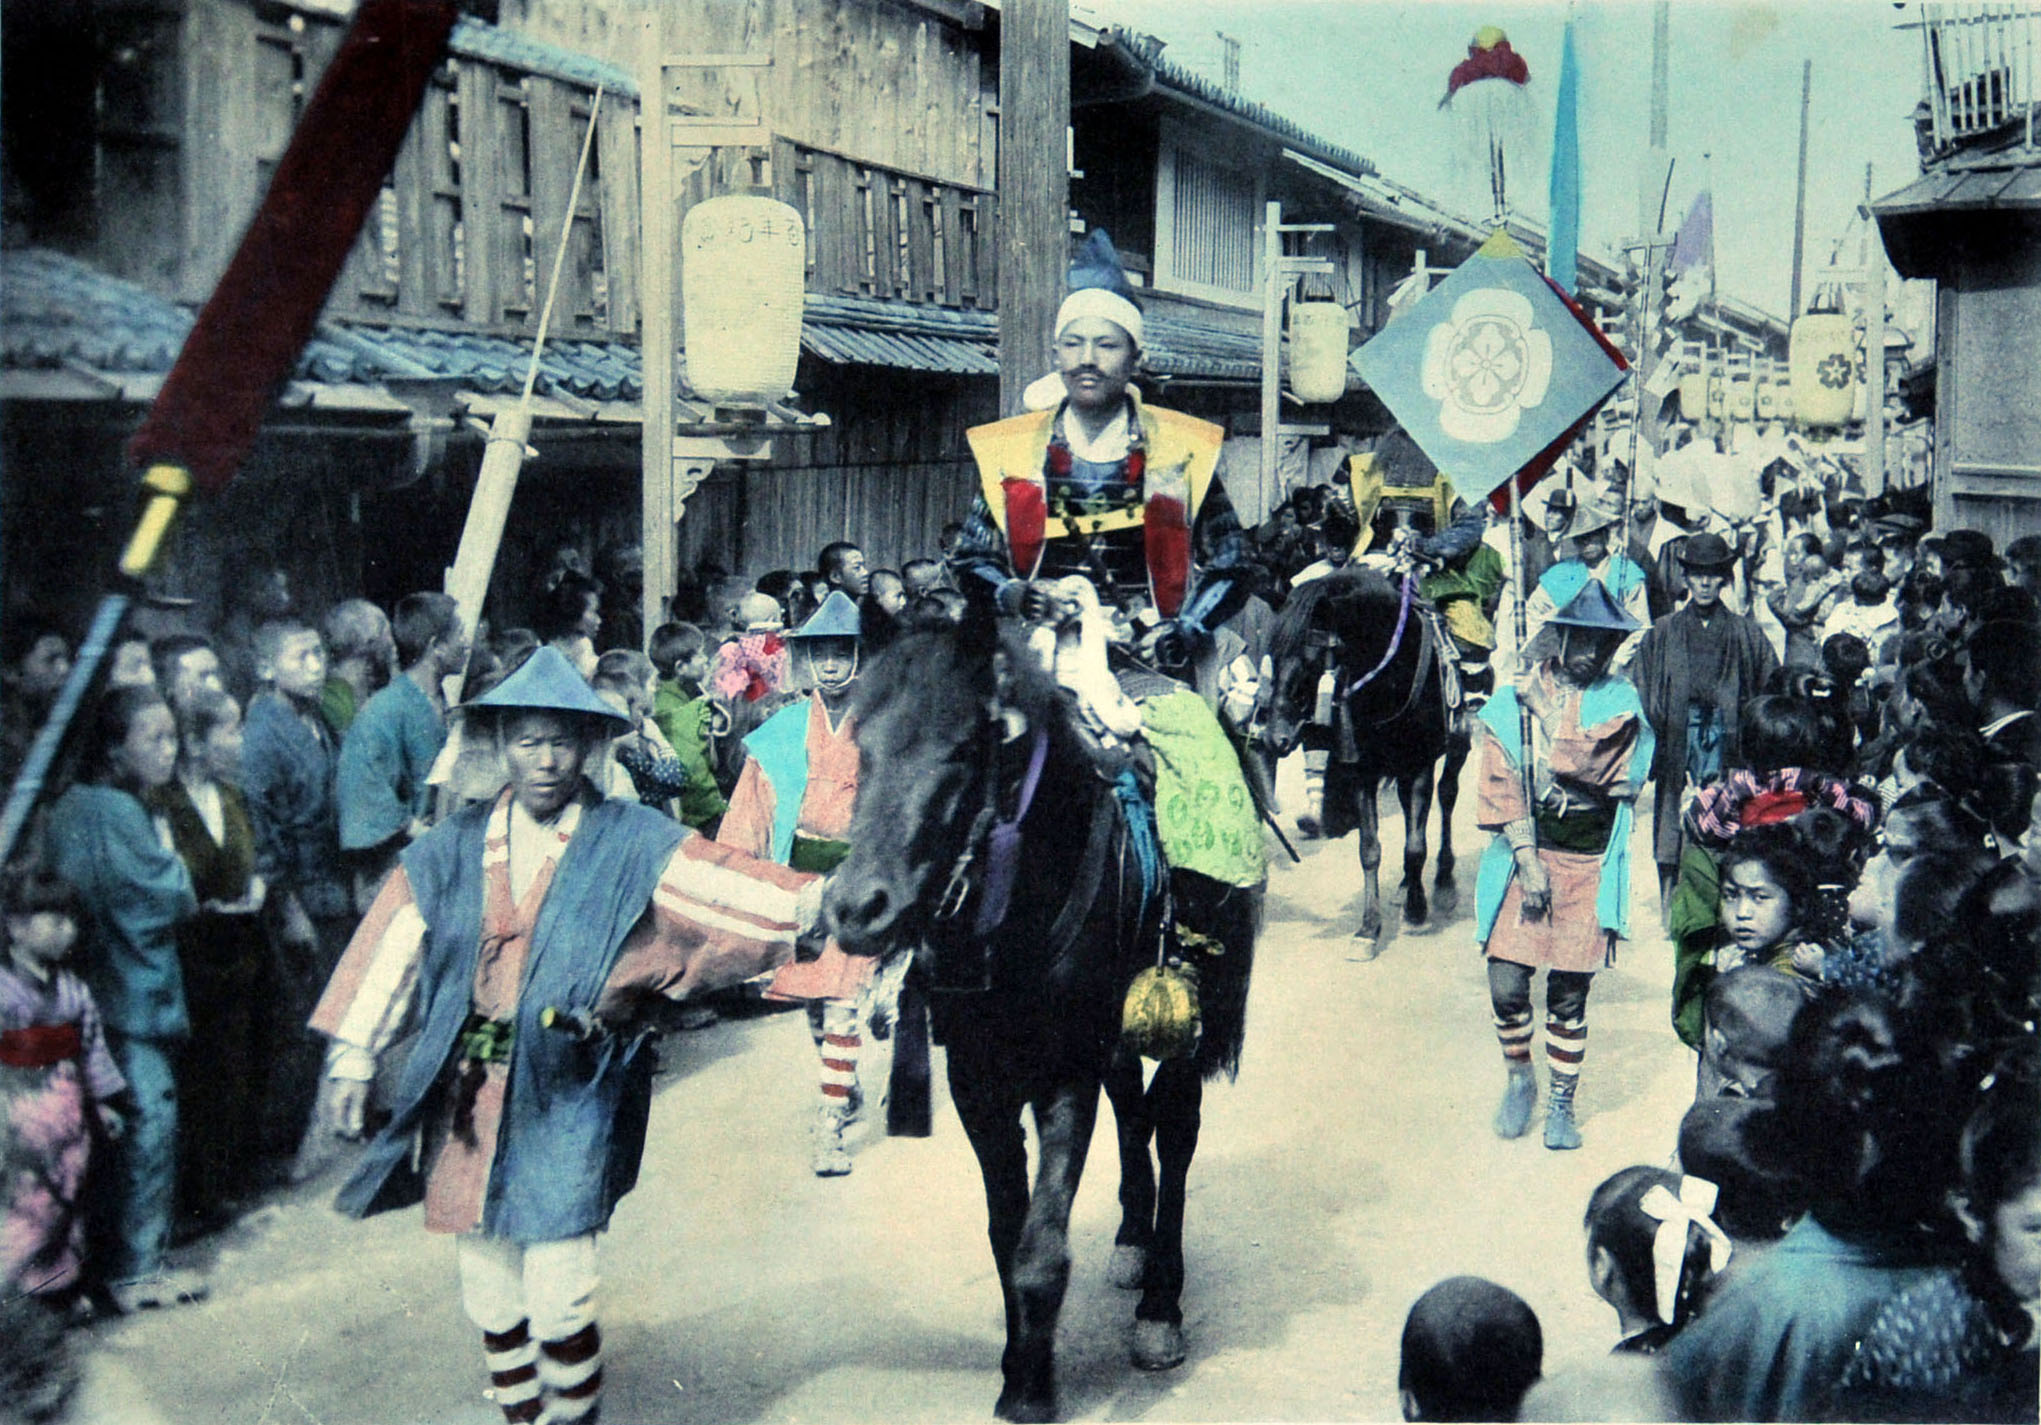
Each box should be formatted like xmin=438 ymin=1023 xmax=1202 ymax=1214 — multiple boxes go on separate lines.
xmin=309 ymin=647 xmax=822 ymax=1424
xmin=1472 ymin=581 xmax=1653 ymax=1150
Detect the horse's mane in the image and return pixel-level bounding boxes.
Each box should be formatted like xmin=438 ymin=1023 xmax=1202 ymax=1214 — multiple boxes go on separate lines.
xmin=851 ymin=617 xmax=1068 ymax=758
xmin=1269 ymin=566 xmax=1401 ymax=668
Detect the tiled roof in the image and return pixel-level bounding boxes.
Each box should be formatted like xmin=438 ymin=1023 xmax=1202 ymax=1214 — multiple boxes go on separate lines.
xmin=800 ymin=293 xmax=1000 ymax=374
xmin=2 ymin=248 xmax=1267 ymax=400
xmin=0 ymin=248 xmax=640 ymax=402
xmin=1108 ymin=27 xmax=1378 ymax=180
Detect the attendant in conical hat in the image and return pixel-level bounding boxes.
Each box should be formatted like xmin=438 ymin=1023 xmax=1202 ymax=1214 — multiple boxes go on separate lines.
xmin=718 ymin=592 xmax=907 ymax=1176
xmin=1524 ymin=490 xmax=1651 ymax=673
xmin=310 ymin=646 xmax=822 ymax=1424
xmin=1472 ymin=580 xmax=1654 ymax=1152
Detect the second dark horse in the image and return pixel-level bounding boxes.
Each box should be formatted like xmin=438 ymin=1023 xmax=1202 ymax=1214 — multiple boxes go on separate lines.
xmin=826 ymin=617 xmax=1258 ymax=1422
xmin=1258 ymin=565 xmax=1462 ymax=953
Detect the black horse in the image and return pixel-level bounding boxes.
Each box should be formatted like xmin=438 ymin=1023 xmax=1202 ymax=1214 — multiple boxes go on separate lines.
xmin=826 ymin=618 xmax=1257 ymax=1422
xmin=1258 ymin=566 xmax=1462 ymax=951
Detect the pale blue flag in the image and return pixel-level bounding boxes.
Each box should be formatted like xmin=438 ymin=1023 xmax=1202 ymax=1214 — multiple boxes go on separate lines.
xmin=1546 ymin=18 xmax=1581 ymax=294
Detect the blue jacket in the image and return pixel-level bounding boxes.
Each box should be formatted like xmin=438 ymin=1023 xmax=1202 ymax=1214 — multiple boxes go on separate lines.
xmin=241 ymin=691 xmax=349 ymax=918
xmin=335 ymin=794 xmax=686 ymax=1242
xmin=46 ymin=784 xmax=197 ymax=1039
xmin=336 ymin=674 xmax=446 ymax=851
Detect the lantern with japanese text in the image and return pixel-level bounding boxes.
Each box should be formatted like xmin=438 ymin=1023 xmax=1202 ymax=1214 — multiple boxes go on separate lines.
xmin=681 ymin=195 xmax=807 ymax=406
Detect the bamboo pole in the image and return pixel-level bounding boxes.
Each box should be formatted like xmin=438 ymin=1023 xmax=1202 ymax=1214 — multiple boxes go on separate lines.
xmin=1508 ymin=472 xmax=1538 ymax=851
xmin=442 ymin=86 xmax=605 ymax=702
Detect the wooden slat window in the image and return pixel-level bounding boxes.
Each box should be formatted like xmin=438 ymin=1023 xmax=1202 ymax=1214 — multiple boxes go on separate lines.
xmin=1168 ymin=147 xmax=1255 ymax=294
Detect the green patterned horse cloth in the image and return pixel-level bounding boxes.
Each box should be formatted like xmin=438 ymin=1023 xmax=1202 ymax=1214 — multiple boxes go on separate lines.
xmin=1140 ymin=688 xmax=1266 ymax=888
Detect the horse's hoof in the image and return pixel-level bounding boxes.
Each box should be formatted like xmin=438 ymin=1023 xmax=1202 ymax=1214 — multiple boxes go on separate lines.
xmin=1108 ymin=1243 xmax=1147 ymax=1290
xmin=995 ymin=1388 xmax=1057 ymax=1423
xmin=1349 ymin=934 xmax=1381 ymax=962
xmin=1132 ymin=1319 xmax=1187 ymax=1371
xmin=1434 ymin=883 xmax=1460 ymax=917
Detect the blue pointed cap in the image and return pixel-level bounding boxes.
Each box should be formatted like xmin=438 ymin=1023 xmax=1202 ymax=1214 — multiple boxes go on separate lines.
xmin=788 ymin=589 xmax=862 ymax=640
xmin=466 ymin=645 xmax=631 ymax=727
xmin=1547 ymin=577 xmax=1641 ymax=633
xmin=1070 ymin=228 xmax=1140 ymax=305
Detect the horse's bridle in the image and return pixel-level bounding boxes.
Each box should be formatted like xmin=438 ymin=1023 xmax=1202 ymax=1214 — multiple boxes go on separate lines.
xmin=933 ymin=723 xmax=1049 ymax=933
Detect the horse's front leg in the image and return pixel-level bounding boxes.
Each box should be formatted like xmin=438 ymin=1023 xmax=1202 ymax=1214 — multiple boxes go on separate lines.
xmin=1102 ymin=1055 xmax=1155 ymax=1290
xmin=1354 ymin=774 xmax=1384 ymax=953
xmin=947 ymin=1048 xmax=1033 ymax=1415
xmin=1397 ymin=764 xmax=1436 ymax=931
xmin=1435 ymin=733 xmax=1468 ymax=917
xmin=1002 ymin=1077 xmax=1102 ymax=1423
xmin=1132 ymin=1056 xmax=1202 ymax=1370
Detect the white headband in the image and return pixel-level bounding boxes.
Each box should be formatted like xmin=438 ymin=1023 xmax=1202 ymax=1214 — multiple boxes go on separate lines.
xmin=1637 ymin=1177 xmax=1734 ymax=1325
xmin=1056 ymin=288 xmax=1143 ymax=349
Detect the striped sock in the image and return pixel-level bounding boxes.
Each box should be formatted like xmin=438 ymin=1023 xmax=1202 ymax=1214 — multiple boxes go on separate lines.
xmin=482 ymin=1321 xmax=542 ymax=1424
xmin=537 ymin=1323 xmax=602 ymax=1424
xmin=1546 ymin=1015 xmax=1586 ymax=1091
xmin=1494 ymin=1009 xmax=1534 ymax=1066
xmin=820 ymin=1003 xmax=861 ymax=1116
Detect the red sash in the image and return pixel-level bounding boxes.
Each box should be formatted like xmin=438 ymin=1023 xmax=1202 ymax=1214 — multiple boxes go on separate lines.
xmin=1001 ymin=477 xmax=1047 ymax=581
xmin=0 ymin=1022 xmax=83 ymax=1068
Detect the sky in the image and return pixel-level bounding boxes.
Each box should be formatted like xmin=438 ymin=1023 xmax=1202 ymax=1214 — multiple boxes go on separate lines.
xmin=1082 ymin=0 xmax=1925 ymax=323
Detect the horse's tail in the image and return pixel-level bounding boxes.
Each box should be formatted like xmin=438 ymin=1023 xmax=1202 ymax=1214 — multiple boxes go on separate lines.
xmin=1175 ymin=873 xmax=1262 ymax=1082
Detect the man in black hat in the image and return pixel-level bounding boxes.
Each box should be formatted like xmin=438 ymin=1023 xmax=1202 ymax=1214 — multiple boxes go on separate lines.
xmin=1634 ymin=532 xmax=1780 ymax=904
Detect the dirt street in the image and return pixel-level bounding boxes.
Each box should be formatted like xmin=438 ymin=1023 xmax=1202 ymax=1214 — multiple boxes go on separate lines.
xmin=75 ymin=765 xmax=1697 ymax=1424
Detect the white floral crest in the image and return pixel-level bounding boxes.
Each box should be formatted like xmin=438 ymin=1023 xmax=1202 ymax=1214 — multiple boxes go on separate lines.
xmin=1420 ymin=288 xmax=1553 ymax=444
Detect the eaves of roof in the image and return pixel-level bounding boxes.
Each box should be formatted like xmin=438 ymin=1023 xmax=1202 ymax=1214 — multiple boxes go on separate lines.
xmin=1105 ymin=27 xmax=1377 ymax=179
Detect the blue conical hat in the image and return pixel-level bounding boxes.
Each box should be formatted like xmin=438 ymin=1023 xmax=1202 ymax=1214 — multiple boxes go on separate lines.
xmin=1547 ymin=577 xmax=1640 ymax=633
xmin=787 ymin=589 xmax=862 ymax=640
xmin=466 ymin=645 xmax=631 ymax=727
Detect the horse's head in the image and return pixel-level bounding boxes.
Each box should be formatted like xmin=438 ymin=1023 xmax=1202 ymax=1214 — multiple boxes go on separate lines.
xmin=826 ymin=611 xmax=1052 ymax=955
xmin=1256 ymin=567 xmax=1404 ymax=758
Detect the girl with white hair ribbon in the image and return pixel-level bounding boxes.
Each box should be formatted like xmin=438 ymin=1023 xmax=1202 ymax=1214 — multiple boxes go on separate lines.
xmin=1583 ymin=1166 xmax=1735 ymax=1354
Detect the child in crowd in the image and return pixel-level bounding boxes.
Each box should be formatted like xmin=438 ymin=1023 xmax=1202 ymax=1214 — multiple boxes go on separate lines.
xmin=648 ymin=622 xmax=728 ymax=834
xmin=1397 ymin=1276 xmax=1542 ymax=1422
xmin=591 ymin=649 xmax=690 ymax=810
xmin=1831 ymin=1051 xmax=2040 ymax=1423
xmin=1677 ymin=1096 xmax=1800 ymax=1247
xmin=0 ymin=864 xmax=127 ymax=1306
xmin=1716 ymin=822 xmax=1847 ymax=981
xmin=1583 ymin=1166 xmax=1733 ymax=1355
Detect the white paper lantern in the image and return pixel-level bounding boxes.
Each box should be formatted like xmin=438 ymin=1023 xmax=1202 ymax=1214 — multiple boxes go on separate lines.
xmin=1790 ymin=313 xmax=1857 ymax=428
xmin=682 ymin=195 xmax=807 ymax=406
xmin=1287 ymin=300 xmax=1352 ymax=404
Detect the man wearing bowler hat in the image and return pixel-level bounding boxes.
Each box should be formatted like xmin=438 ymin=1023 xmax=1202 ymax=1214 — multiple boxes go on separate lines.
xmin=1634 ymin=532 xmax=1779 ymax=905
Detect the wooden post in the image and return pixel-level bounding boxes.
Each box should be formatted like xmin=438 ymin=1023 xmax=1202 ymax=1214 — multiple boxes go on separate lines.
xmin=640 ymin=13 xmax=678 ymax=641
xmin=996 ymin=0 xmax=1069 ymax=416
xmin=1863 ymin=163 xmax=1887 ymax=496
xmin=1790 ymin=60 xmax=1812 ymax=321
xmin=1260 ymin=199 xmax=1284 ymax=508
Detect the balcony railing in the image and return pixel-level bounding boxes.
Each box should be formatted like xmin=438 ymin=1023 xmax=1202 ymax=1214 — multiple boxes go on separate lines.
xmin=1918 ymin=3 xmax=2041 ymax=156
xmin=774 ymin=139 xmax=998 ymax=310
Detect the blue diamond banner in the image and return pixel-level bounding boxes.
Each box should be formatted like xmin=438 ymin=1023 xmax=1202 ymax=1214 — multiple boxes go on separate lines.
xmin=1353 ymin=230 xmax=1627 ymax=502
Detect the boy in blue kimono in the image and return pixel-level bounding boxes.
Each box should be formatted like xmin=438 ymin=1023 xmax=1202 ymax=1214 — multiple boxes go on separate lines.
xmin=336 ymin=592 xmax=466 ymax=902
xmin=239 ymin=617 xmax=350 ymax=1165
